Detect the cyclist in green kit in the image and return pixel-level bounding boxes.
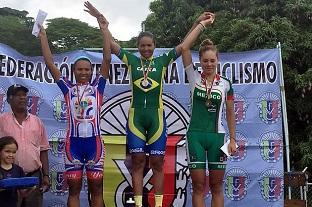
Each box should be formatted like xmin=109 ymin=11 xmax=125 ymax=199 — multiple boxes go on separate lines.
xmin=181 ymin=13 xmax=237 ymax=207
xmin=84 ymin=2 xmax=211 ymax=207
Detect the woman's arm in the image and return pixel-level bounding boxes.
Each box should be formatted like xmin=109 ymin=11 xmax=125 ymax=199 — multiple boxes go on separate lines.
xmin=177 ymin=12 xmax=215 ymax=60
xmin=38 ymin=27 xmax=61 ymax=80
xmin=97 ymin=15 xmax=111 ymax=78
xmin=180 ymin=12 xmax=215 ymax=67
xmin=226 ymin=99 xmax=237 ymax=155
xmin=84 ymin=1 xmax=121 ymax=55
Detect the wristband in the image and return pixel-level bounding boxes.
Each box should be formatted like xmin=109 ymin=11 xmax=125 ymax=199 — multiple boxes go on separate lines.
xmin=199 ymin=22 xmax=206 ymax=29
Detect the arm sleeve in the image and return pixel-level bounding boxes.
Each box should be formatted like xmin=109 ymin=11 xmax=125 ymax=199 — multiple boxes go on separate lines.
xmin=185 ymin=64 xmax=200 ymax=94
xmin=56 ymin=76 xmax=72 ymax=95
xmin=91 ymin=74 xmax=107 ymax=95
xmin=159 ymin=48 xmax=178 ymax=67
xmin=226 ymin=80 xmax=234 ymax=101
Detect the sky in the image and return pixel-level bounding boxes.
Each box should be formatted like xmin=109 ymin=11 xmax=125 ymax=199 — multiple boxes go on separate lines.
xmin=2 ymin=0 xmax=153 ymax=41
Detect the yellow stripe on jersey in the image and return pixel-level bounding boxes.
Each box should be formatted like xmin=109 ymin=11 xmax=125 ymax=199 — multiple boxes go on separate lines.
xmin=128 ymin=108 xmax=146 ymax=141
xmin=148 ymin=108 xmax=163 ymax=145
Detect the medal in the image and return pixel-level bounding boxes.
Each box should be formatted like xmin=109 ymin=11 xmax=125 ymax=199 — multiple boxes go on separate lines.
xmin=140 ymin=57 xmax=153 ymax=90
xmin=205 ymin=99 xmax=212 ymax=107
xmin=75 ymin=84 xmax=88 ymax=115
xmin=203 ymin=74 xmax=216 ymax=108
xmin=142 ymin=79 xmax=149 ymax=87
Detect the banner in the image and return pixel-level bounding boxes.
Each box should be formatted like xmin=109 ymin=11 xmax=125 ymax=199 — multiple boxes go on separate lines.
xmin=0 ymin=43 xmax=284 ymax=207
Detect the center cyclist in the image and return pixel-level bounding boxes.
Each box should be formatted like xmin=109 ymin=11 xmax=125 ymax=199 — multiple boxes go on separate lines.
xmin=85 ymin=2 xmax=211 ymax=207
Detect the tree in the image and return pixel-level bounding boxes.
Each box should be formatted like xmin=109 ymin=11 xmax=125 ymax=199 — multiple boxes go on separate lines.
xmin=0 ymin=7 xmax=41 ymax=56
xmin=45 ymin=18 xmax=103 ymax=53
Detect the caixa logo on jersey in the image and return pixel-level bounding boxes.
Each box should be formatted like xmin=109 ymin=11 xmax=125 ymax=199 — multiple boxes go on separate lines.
xmin=49 ymin=129 xmax=66 ymax=158
xmin=259 ymin=131 xmax=283 ymax=163
xmin=234 ymin=94 xmax=248 ymax=124
xmin=27 ymin=87 xmax=43 ymax=115
xmin=258 ymin=169 xmax=283 ymax=202
xmin=50 ymin=163 xmax=68 ymax=196
xmin=225 ymin=167 xmax=250 ymax=201
xmin=0 ymin=86 xmax=6 ymax=113
xmin=52 ymin=94 xmax=68 ymax=122
xmin=228 ymin=132 xmax=248 ymax=162
xmin=257 ymin=92 xmax=281 ymax=124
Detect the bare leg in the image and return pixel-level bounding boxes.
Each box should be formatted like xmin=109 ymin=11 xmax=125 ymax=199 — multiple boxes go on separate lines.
xmin=131 ymin=153 xmax=146 ymax=207
xmin=88 ymin=177 xmax=104 ymax=207
xmin=209 ymin=170 xmax=225 ymax=207
xmin=67 ymin=178 xmax=82 ymax=207
xmin=190 ymin=169 xmax=206 ymax=207
xmin=149 ymin=155 xmax=165 ymax=195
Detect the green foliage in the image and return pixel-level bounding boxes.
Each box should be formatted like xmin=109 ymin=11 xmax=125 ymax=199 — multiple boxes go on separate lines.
xmin=0 ymin=7 xmax=41 ymax=56
xmin=45 ymin=18 xmax=102 ymax=53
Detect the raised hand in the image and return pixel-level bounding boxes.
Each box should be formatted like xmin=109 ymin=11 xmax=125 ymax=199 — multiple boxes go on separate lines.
xmin=199 ymin=12 xmax=215 ymax=27
xmin=38 ymin=25 xmax=47 ymax=39
xmin=97 ymin=14 xmax=109 ymax=30
xmin=84 ymin=1 xmax=102 ymax=18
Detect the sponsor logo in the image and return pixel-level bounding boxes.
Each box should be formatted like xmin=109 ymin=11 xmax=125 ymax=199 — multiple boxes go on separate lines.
xmin=225 ymin=167 xmax=250 ymax=201
xmin=27 ymin=87 xmax=43 ymax=115
xmin=257 ymin=92 xmax=281 ymax=124
xmin=259 ymin=131 xmax=283 ymax=163
xmin=52 ymin=94 xmax=68 ymax=122
xmin=234 ymin=93 xmax=248 ymax=124
xmin=258 ymin=169 xmax=283 ymax=202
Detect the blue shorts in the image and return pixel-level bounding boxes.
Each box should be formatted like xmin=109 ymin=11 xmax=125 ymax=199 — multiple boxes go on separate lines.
xmin=64 ymin=135 xmax=104 ymax=180
xmin=127 ymin=108 xmax=167 ymax=155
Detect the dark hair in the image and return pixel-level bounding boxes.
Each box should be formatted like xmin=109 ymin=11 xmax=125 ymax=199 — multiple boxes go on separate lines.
xmin=199 ymin=39 xmax=219 ymax=59
xmin=0 ymin=136 xmax=18 ymax=151
xmin=137 ymin=31 xmax=156 ymax=46
xmin=73 ymin=57 xmax=92 ymax=70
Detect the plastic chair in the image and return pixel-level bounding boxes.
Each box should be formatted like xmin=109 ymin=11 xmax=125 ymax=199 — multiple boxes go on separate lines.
xmin=284 ymin=171 xmax=308 ymax=207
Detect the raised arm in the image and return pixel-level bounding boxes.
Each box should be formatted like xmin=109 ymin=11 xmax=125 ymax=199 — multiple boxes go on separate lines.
xmin=38 ymin=27 xmax=61 ymax=80
xmin=97 ymin=15 xmax=111 ymax=78
xmin=84 ymin=1 xmax=121 ymax=55
xmin=180 ymin=12 xmax=215 ymax=67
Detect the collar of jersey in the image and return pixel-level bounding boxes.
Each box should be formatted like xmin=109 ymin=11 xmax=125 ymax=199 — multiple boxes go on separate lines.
xmin=140 ymin=56 xmax=154 ymax=61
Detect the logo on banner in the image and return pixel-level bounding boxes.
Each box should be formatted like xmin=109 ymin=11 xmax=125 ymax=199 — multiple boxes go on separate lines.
xmin=234 ymin=94 xmax=248 ymax=124
xmin=228 ymin=132 xmax=248 ymax=162
xmin=259 ymin=131 xmax=283 ymax=163
xmin=101 ymin=91 xmax=190 ymax=207
xmin=225 ymin=167 xmax=250 ymax=201
xmin=49 ymin=129 xmax=66 ymax=158
xmin=257 ymin=92 xmax=281 ymax=124
xmin=0 ymin=86 xmax=6 ymax=113
xmin=50 ymin=163 xmax=68 ymax=196
xmin=27 ymin=87 xmax=43 ymax=115
xmin=259 ymin=169 xmax=283 ymax=202
xmin=52 ymin=94 xmax=68 ymax=122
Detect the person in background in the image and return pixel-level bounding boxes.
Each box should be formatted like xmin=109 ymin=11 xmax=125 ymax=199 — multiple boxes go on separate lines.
xmin=0 ymin=84 xmax=50 ymax=207
xmin=0 ymin=136 xmax=36 ymax=207
xmin=181 ymin=13 xmax=237 ymax=207
xmin=38 ymin=10 xmax=111 ymax=207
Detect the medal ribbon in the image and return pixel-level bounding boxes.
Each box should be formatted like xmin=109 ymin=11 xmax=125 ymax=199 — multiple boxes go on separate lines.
xmin=140 ymin=58 xmax=153 ymax=82
xmin=76 ymin=84 xmax=89 ymax=108
xmin=202 ymin=74 xmax=216 ymax=100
